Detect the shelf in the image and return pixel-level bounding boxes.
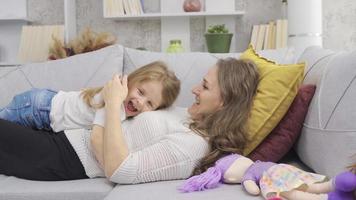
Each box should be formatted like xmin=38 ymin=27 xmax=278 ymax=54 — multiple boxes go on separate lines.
xmin=0 ymin=18 xmax=31 ymax=22
xmin=103 ymin=0 xmax=241 ymax=52
xmin=0 ymin=62 xmax=22 ymax=66
xmin=104 ymin=11 xmax=245 ymax=20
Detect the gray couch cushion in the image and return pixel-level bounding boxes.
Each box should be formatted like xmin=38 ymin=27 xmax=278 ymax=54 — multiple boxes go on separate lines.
xmin=0 ymin=44 xmax=124 ymax=107
xmin=296 ymin=46 xmax=356 ymax=177
xmin=0 ymin=175 xmax=114 ymax=200
xmin=104 ymin=180 xmax=263 ymax=200
xmin=0 ymin=67 xmax=33 ymax=108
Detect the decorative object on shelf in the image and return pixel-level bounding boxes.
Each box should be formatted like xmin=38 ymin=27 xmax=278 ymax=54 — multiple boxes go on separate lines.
xmin=48 ymin=27 xmax=117 ymax=60
xmin=166 ymin=40 xmax=185 ymax=53
xmin=183 ymin=0 xmax=201 ymax=12
xmin=204 ymin=24 xmax=233 ymax=53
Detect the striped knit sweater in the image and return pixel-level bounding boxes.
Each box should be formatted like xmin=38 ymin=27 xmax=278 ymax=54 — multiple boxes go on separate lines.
xmin=64 ymin=107 xmax=209 ymax=184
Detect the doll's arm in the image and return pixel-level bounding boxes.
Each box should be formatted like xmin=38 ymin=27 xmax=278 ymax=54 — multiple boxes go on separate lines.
xmin=223 ymin=156 xmax=261 ymax=196
xmin=243 ymin=180 xmax=260 ymax=195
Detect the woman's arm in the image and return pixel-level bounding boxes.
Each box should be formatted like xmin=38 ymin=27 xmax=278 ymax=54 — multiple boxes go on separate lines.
xmin=101 ymin=74 xmax=129 ymax=177
xmin=108 ymin=110 xmax=209 ymax=184
xmin=110 ymin=131 xmax=209 ymax=184
xmin=90 ymin=125 xmax=104 ymax=168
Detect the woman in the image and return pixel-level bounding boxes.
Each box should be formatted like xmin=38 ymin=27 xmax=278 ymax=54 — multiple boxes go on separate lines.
xmin=0 ymin=58 xmax=259 ymax=183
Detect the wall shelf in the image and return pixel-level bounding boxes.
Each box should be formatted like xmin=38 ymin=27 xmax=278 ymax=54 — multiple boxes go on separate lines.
xmin=0 ymin=62 xmax=21 ymax=66
xmin=103 ymin=0 xmax=243 ymax=52
xmin=0 ymin=18 xmax=31 ymax=22
xmin=104 ymin=11 xmax=245 ymax=20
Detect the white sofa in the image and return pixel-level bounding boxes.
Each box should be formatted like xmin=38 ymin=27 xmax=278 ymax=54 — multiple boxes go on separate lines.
xmin=0 ymin=45 xmax=355 ymax=200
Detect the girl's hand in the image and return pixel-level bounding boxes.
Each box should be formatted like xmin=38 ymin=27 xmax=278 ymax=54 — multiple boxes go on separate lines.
xmin=102 ymin=74 xmax=128 ymax=108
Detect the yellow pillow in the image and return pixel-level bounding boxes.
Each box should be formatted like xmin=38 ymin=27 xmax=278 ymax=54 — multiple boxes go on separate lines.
xmin=240 ymin=44 xmax=305 ymax=155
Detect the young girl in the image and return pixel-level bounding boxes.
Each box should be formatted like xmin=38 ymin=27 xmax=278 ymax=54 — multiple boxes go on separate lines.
xmin=0 ymin=61 xmax=181 ymax=132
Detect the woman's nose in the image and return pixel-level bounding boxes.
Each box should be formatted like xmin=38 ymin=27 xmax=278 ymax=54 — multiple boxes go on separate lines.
xmin=192 ymin=85 xmax=200 ymax=95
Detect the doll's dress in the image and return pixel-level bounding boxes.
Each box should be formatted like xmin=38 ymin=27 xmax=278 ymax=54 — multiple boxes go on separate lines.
xmin=259 ymin=164 xmax=327 ymax=198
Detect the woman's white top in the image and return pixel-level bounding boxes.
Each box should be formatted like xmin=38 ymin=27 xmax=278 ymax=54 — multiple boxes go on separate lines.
xmin=64 ymin=107 xmax=209 ymax=184
xmin=50 ymin=91 xmax=125 ymax=132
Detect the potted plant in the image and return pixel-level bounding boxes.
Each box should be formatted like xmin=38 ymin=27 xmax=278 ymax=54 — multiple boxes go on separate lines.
xmin=204 ymin=24 xmax=233 ymax=53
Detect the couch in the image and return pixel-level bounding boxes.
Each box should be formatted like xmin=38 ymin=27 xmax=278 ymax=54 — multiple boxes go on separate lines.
xmin=0 ymin=45 xmax=355 ymax=200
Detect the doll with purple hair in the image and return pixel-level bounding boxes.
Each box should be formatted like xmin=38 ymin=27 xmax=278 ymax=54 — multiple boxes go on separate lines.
xmin=179 ymin=154 xmax=356 ymax=200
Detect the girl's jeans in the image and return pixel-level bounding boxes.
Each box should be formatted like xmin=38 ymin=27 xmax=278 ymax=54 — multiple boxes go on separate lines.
xmin=0 ymin=88 xmax=57 ymax=130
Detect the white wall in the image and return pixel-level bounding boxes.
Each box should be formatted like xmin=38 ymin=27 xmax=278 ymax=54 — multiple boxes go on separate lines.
xmin=323 ymin=0 xmax=356 ymax=51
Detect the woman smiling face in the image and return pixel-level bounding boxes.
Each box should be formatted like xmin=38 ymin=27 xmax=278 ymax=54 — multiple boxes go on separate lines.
xmin=188 ymin=65 xmax=224 ymax=121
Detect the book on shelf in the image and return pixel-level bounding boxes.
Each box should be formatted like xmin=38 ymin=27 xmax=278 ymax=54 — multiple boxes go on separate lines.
xmin=103 ymin=0 xmax=124 ymax=17
xmin=17 ymin=25 xmax=64 ymax=63
xmin=103 ymin=0 xmax=143 ymax=17
xmin=263 ymin=24 xmax=270 ymax=50
xmin=275 ymin=19 xmax=282 ymax=49
xmin=122 ymin=0 xmax=131 ymax=15
xmin=268 ymin=21 xmax=276 ymax=49
xmin=129 ymin=0 xmax=144 ymax=15
xmin=250 ymin=25 xmax=259 ymax=49
xmin=255 ymin=24 xmax=266 ymax=51
xmin=275 ymin=19 xmax=288 ymax=49
xmin=281 ymin=19 xmax=288 ymax=48
xmin=250 ymin=19 xmax=287 ymax=50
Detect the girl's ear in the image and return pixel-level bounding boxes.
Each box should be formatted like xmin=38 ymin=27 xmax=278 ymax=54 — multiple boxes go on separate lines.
xmin=223 ymin=156 xmax=253 ymax=183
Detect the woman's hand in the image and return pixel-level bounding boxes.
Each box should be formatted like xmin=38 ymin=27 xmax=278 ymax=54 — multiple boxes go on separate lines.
xmin=102 ymin=74 xmax=128 ymax=109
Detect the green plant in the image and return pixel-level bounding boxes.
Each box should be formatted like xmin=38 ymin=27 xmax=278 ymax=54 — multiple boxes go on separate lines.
xmin=207 ymin=24 xmax=229 ymax=34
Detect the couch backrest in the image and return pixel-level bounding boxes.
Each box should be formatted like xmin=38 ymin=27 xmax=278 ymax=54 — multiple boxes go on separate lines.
xmin=299 ymin=46 xmax=356 ymax=130
xmin=296 ymin=46 xmax=356 ymax=177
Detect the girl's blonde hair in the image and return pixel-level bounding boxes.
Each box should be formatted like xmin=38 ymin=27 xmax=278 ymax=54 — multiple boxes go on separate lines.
xmin=190 ymin=58 xmax=260 ymax=175
xmin=81 ymin=61 xmax=181 ymax=110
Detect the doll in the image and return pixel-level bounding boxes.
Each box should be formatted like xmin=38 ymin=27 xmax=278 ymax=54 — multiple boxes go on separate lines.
xmin=179 ymin=154 xmax=356 ymax=200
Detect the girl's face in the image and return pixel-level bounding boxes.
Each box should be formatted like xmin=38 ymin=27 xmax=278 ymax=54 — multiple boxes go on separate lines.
xmin=123 ymin=80 xmax=163 ymax=117
xmin=188 ymin=65 xmax=223 ymax=120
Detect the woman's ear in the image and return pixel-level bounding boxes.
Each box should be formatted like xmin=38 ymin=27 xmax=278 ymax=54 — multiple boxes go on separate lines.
xmin=223 ymin=156 xmax=253 ymax=183
xmin=219 ymin=101 xmax=224 ymax=108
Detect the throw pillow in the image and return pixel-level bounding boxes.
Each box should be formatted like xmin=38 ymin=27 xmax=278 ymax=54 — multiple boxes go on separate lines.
xmin=240 ymin=44 xmax=305 ymax=155
xmin=248 ymin=84 xmax=316 ymax=162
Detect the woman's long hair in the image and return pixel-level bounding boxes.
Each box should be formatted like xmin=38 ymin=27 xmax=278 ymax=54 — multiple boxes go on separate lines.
xmin=348 ymin=154 xmax=356 ymax=174
xmin=190 ymin=58 xmax=260 ymax=175
xmin=81 ymin=61 xmax=181 ymax=110
xmin=350 ymin=164 xmax=356 ymax=174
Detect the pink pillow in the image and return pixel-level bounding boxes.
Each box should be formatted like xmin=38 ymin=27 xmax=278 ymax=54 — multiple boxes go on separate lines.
xmin=248 ymin=84 xmax=316 ymax=162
